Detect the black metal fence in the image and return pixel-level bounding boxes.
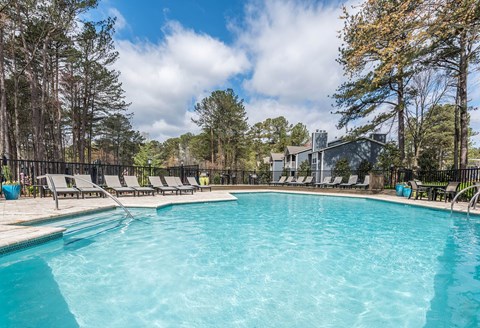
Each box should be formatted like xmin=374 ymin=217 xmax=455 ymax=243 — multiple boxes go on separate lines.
xmin=1 ymin=158 xmax=479 ymax=196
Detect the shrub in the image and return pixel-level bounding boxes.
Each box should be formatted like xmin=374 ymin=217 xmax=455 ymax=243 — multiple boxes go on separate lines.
xmin=357 ymin=160 xmax=373 ymax=180
xmin=333 ymin=158 xmax=351 ymax=183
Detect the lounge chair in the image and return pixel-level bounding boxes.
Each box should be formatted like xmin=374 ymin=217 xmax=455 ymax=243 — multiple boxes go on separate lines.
xmin=354 ymin=175 xmax=370 ymax=189
xmin=74 ymin=174 xmax=103 ymax=198
xmin=324 ymin=176 xmax=343 ymax=188
xmin=407 ymin=180 xmax=428 ymax=200
xmin=339 ymin=175 xmax=358 ymax=188
xmin=148 ymin=176 xmax=178 ymax=195
xmin=186 ymin=177 xmax=212 ymax=192
xmin=164 ymin=176 xmax=194 ymax=195
xmin=302 ymin=176 xmax=314 ymax=186
xmin=124 ymin=176 xmax=155 ymax=196
xmin=104 ymin=175 xmax=136 ymax=197
xmin=174 ymin=177 xmax=196 ymax=193
xmin=315 ymin=176 xmax=332 ymax=188
xmin=280 ymin=176 xmax=295 ymax=186
xmin=288 ymin=176 xmax=305 ymax=186
xmin=290 ymin=176 xmax=314 ymax=187
xmin=270 ymin=176 xmax=286 ymax=186
xmin=46 ymin=174 xmax=80 ymax=199
xmin=435 ymin=182 xmax=460 ymax=202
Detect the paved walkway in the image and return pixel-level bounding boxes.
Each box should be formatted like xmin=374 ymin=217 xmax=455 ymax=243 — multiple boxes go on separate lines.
xmin=1 ymin=188 xmax=478 ymax=255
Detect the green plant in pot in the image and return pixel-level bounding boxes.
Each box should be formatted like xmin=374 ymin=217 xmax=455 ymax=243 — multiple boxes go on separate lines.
xmin=1 ymin=165 xmax=21 ymax=200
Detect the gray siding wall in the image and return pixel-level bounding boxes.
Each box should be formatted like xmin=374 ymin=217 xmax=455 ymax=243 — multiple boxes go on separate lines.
xmin=297 ymin=152 xmax=309 ymax=169
xmin=272 ymin=161 xmax=284 ymax=181
xmin=322 ymin=140 xmax=384 ymax=171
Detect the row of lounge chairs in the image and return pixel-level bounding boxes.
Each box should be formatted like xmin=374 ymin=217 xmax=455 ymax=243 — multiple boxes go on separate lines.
xmin=271 ymin=175 xmax=370 ymax=189
xmin=271 ymin=176 xmax=314 ymax=186
xmin=44 ymin=174 xmax=211 ymax=199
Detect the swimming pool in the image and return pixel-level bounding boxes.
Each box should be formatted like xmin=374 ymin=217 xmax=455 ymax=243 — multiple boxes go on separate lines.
xmin=1 ymin=192 xmax=479 ymax=327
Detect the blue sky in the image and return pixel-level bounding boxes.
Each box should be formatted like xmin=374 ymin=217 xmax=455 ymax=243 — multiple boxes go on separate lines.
xmin=90 ymin=0 xmax=480 ymax=147
xmin=104 ymin=0 xmax=246 ymax=43
xmin=88 ymin=0 xmax=353 ymax=143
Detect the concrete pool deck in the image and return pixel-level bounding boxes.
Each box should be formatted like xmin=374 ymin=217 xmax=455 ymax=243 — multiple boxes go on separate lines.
xmin=1 ymin=187 xmax=479 ymax=255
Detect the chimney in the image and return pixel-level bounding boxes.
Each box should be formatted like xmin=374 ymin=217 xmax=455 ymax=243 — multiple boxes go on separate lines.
xmin=312 ymin=130 xmax=328 ymax=152
xmin=369 ymin=133 xmax=386 ymax=143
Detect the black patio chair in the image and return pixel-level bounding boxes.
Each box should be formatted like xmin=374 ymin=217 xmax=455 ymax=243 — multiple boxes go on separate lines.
xmin=408 ymin=180 xmax=429 ymax=200
xmin=435 ymin=182 xmax=460 ymax=202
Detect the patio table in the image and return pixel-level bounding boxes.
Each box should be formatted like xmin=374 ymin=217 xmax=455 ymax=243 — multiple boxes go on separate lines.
xmin=422 ymin=184 xmax=447 ymax=201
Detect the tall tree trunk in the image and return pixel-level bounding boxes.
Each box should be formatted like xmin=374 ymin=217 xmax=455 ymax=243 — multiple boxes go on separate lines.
xmin=29 ymin=70 xmax=45 ymax=161
xmin=210 ymin=127 xmax=214 ymax=165
xmin=13 ymin=58 xmax=21 ymax=159
xmin=87 ymin=85 xmax=96 ymax=163
xmin=458 ymin=30 xmax=468 ymax=170
xmin=79 ymin=67 xmax=90 ymax=163
xmin=397 ymin=77 xmax=405 ymax=163
xmin=454 ymin=85 xmax=460 ymax=170
xmin=53 ymin=43 xmax=63 ymax=161
xmin=0 ymin=20 xmax=9 ymax=158
xmin=41 ymin=36 xmax=49 ymax=159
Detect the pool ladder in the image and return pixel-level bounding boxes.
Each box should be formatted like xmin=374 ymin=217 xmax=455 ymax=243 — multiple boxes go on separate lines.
xmin=38 ymin=174 xmax=134 ymax=220
xmin=451 ymin=184 xmax=480 ymax=217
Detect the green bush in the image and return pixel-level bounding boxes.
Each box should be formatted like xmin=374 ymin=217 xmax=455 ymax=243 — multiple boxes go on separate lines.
xmin=212 ymin=173 xmax=221 ymax=184
xmin=357 ymin=160 xmax=373 ymax=180
xmin=333 ymin=158 xmax=351 ymax=183
xmin=298 ymin=160 xmax=311 ymax=176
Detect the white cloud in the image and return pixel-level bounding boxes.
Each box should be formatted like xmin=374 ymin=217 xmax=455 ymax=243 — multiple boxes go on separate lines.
xmin=238 ymin=0 xmax=345 ymax=102
xmin=111 ymin=1 xmax=363 ymax=143
xmin=114 ymin=21 xmax=250 ymax=141
xmin=233 ymin=0 xmax=356 ymax=141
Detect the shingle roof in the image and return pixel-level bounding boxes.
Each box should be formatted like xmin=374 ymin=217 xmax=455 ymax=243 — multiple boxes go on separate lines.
xmin=315 ymin=137 xmax=386 ymax=153
xmin=270 ymin=153 xmax=284 ymax=161
xmin=286 ymin=146 xmax=310 ymax=155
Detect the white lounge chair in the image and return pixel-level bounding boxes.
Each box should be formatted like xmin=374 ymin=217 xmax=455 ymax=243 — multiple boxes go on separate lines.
xmin=270 ymin=176 xmax=286 ymax=186
xmin=339 ymin=175 xmax=358 ymax=188
xmin=124 ymin=176 xmax=155 ymax=196
xmin=324 ymin=176 xmax=343 ymax=188
xmin=315 ymin=176 xmax=332 ymax=188
xmin=104 ymin=175 xmax=136 ymax=197
xmin=164 ymin=176 xmax=194 ymax=195
xmin=46 ymin=174 xmax=79 ymax=199
xmin=294 ymin=175 xmax=313 ymax=186
xmin=288 ymin=176 xmax=305 ymax=186
xmin=148 ymin=176 xmax=178 ymax=195
xmin=354 ymin=175 xmax=370 ymax=189
xmin=186 ymin=177 xmax=212 ymax=192
xmin=74 ymin=174 xmax=103 ymax=198
xmin=279 ymin=176 xmax=295 ymax=186
xmin=174 ymin=177 xmax=196 ymax=192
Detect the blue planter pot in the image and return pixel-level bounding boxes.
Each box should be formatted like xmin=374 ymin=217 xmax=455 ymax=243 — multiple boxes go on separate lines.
xmin=2 ymin=185 xmax=21 ymax=200
xmin=403 ymin=187 xmax=412 ymax=198
xmin=395 ymin=184 xmax=404 ymax=196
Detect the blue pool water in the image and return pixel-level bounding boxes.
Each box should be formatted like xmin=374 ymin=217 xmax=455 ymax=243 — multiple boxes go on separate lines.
xmin=1 ymin=193 xmax=480 ymax=327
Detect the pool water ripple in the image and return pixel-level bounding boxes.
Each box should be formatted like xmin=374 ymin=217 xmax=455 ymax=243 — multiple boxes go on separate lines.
xmin=1 ymin=193 xmax=480 ymax=327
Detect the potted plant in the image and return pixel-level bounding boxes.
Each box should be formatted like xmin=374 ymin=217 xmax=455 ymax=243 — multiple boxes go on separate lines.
xmin=1 ymin=165 xmax=21 ymax=200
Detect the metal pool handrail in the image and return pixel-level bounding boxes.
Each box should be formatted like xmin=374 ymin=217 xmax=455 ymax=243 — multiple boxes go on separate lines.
xmin=37 ymin=174 xmax=134 ymax=220
xmin=468 ymin=190 xmax=480 ymax=215
xmin=451 ymin=184 xmax=479 ymax=217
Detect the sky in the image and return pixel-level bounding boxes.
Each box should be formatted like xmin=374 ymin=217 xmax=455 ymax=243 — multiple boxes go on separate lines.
xmin=90 ymin=0 xmax=480 ymax=146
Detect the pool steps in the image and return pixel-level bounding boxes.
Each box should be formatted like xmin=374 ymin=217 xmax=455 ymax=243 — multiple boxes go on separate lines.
xmin=50 ymin=212 xmax=129 ymax=241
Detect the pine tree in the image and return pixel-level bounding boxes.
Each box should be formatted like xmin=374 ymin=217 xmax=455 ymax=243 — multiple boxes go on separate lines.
xmin=335 ymin=0 xmax=426 ymax=162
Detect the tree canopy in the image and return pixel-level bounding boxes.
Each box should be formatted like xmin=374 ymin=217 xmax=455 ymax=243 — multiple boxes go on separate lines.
xmin=0 ymin=0 xmax=134 ymax=163
xmin=335 ymin=0 xmax=480 ymax=168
